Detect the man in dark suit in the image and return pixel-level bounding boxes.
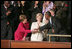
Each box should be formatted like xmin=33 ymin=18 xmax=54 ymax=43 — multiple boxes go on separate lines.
xmin=29 ymin=1 xmax=41 ymax=22
xmin=1 ymin=1 xmax=14 ymax=40
xmin=39 ymin=11 xmax=61 ymax=41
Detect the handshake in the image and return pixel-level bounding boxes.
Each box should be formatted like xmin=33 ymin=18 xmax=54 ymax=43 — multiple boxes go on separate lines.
xmin=31 ymin=28 xmax=39 ymax=33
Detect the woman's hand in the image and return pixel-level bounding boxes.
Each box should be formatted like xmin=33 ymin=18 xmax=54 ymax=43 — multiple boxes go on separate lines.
xmin=31 ymin=29 xmax=39 ymax=33
xmin=22 ymin=36 xmax=26 ymax=41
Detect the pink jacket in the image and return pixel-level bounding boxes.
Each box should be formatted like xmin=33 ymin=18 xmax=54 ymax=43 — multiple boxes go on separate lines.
xmin=14 ymin=22 xmax=31 ymax=40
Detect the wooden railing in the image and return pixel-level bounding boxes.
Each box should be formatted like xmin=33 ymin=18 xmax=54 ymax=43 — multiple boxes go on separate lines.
xmin=1 ymin=40 xmax=71 ymax=48
xmin=47 ymin=34 xmax=71 ymax=42
xmin=1 ymin=40 xmax=11 ymax=48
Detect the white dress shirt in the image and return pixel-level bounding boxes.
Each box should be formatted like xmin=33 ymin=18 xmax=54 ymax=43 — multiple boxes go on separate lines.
xmin=50 ymin=17 xmax=52 ymax=24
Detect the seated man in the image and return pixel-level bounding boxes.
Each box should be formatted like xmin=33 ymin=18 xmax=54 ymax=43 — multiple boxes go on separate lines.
xmin=39 ymin=11 xmax=61 ymax=41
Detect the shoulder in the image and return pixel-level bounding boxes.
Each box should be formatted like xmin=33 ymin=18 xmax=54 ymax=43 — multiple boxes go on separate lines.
xmin=31 ymin=22 xmax=38 ymax=26
xmin=1 ymin=4 xmax=3 ymax=7
xmin=10 ymin=5 xmax=14 ymax=8
xmin=1 ymin=5 xmax=4 ymax=8
xmin=32 ymin=22 xmax=37 ymax=25
xmin=26 ymin=22 xmax=29 ymax=25
xmin=19 ymin=22 xmax=23 ymax=26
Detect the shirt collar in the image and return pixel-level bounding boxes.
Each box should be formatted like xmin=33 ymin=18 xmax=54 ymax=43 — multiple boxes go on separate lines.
xmin=4 ymin=4 xmax=7 ymax=9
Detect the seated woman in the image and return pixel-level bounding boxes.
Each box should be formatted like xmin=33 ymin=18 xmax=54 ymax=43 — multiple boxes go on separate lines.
xmin=14 ymin=15 xmax=37 ymax=41
xmin=31 ymin=13 xmax=45 ymax=41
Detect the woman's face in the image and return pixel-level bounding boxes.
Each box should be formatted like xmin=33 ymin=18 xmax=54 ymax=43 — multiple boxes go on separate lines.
xmin=19 ymin=16 xmax=22 ymax=20
xmin=23 ymin=19 xmax=27 ymax=23
xmin=36 ymin=16 xmax=42 ymax=22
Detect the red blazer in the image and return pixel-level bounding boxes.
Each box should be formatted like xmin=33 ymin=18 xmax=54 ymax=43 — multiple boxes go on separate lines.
xmin=14 ymin=22 xmax=31 ymax=40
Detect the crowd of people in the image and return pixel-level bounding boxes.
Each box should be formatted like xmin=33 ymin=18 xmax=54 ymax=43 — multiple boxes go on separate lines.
xmin=1 ymin=1 xmax=71 ymax=42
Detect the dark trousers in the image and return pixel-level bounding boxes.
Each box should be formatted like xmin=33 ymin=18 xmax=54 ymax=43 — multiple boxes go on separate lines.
xmin=1 ymin=24 xmax=13 ymax=40
xmin=59 ymin=30 xmax=71 ymax=42
xmin=46 ymin=29 xmax=58 ymax=42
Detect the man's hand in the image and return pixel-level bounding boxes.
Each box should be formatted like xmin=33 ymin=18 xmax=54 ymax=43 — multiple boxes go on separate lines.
xmin=43 ymin=2 xmax=46 ymax=9
xmin=6 ymin=11 xmax=11 ymax=16
xmin=52 ymin=28 xmax=55 ymax=33
xmin=7 ymin=21 xmax=9 ymax=25
xmin=45 ymin=20 xmax=49 ymax=24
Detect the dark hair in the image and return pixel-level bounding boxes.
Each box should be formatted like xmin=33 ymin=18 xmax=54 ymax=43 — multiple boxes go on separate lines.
xmin=4 ymin=1 xmax=10 ymax=4
xmin=45 ymin=11 xmax=51 ymax=16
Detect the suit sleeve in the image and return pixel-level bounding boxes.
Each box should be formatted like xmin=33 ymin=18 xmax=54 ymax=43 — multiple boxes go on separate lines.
xmin=1 ymin=6 xmax=7 ymax=19
xmin=39 ymin=22 xmax=51 ymax=31
xmin=53 ymin=18 xmax=61 ymax=33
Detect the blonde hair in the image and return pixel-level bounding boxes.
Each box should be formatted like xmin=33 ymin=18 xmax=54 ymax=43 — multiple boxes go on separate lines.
xmin=36 ymin=13 xmax=43 ymax=18
xmin=19 ymin=14 xmax=26 ymax=22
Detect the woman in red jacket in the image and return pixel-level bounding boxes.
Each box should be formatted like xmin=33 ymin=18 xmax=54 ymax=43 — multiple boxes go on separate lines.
xmin=14 ymin=15 xmax=38 ymax=41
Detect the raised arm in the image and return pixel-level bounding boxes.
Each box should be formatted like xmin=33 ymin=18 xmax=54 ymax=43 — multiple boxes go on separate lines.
xmin=39 ymin=22 xmax=51 ymax=31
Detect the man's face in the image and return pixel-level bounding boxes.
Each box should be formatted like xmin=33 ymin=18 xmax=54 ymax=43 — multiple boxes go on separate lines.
xmin=45 ymin=14 xmax=50 ymax=20
xmin=35 ymin=1 xmax=39 ymax=4
xmin=45 ymin=14 xmax=48 ymax=20
xmin=4 ymin=1 xmax=10 ymax=7
xmin=21 ymin=1 xmax=25 ymax=4
xmin=17 ymin=1 xmax=20 ymax=4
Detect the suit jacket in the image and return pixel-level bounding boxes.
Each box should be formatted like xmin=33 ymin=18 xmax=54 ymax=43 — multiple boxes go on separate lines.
xmin=29 ymin=2 xmax=41 ymax=22
xmin=40 ymin=16 xmax=61 ymax=34
xmin=1 ymin=5 xmax=14 ymax=40
xmin=1 ymin=5 xmax=8 ymax=21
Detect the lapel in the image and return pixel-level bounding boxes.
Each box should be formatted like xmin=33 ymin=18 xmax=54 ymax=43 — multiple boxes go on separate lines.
xmin=51 ymin=16 xmax=55 ymax=28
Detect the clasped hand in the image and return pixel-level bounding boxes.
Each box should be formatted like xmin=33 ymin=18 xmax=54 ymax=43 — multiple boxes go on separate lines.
xmin=31 ymin=28 xmax=39 ymax=33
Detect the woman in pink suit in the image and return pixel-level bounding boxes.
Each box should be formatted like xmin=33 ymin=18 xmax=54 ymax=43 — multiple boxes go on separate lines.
xmin=14 ymin=15 xmax=38 ymax=41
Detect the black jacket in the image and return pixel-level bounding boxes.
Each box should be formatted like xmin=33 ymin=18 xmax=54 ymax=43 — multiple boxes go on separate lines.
xmin=29 ymin=2 xmax=41 ymax=22
xmin=40 ymin=16 xmax=61 ymax=34
xmin=1 ymin=4 xmax=14 ymax=40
